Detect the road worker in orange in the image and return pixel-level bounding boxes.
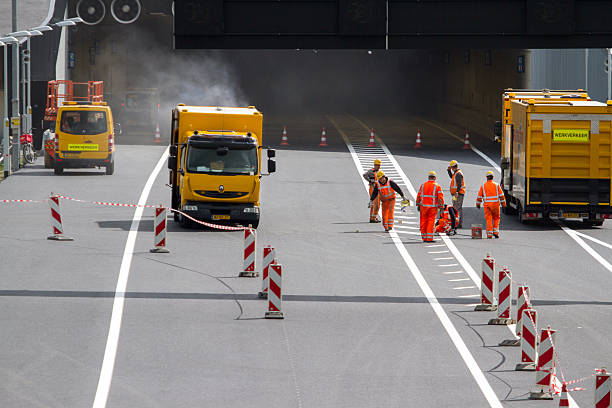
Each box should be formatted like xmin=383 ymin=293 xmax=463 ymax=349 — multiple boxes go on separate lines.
xmin=447 ymin=160 xmax=465 ymax=228
xmin=476 ymin=171 xmax=507 ymax=238
xmin=369 ymin=170 xmax=407 ymax=232
xmin=416 ymin=171 xmax=445 ymax=242
xmin=363 ymin=159 xmax=382 ymax=222
xmin=435 ymin=204 xmax=459 ymax=235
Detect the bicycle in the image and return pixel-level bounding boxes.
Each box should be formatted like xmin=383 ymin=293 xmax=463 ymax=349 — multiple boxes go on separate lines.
xmin=20 ymin=133 xmax=37 ymax=165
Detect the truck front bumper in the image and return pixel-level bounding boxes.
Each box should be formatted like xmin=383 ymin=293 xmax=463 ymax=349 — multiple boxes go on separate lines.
xmin=182 ymin=201 xmax=260 ymax=225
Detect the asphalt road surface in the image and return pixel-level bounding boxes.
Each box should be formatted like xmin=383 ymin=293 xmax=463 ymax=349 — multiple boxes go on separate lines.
xmin=0 ymin=113 xmax=610 ymax=407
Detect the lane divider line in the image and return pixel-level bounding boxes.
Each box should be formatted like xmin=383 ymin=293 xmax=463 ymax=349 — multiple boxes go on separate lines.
xmin=573 ymin=230 xmax=612 ymax=251
xmin=330 ymin=114 xmax=503 ymax=408
xmin=92 ymin=147 xmax=169 ymax=408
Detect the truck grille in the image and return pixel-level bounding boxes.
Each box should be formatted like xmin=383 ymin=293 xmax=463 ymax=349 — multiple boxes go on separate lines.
xmin=195 ymin=190 xmax=248 ymax=199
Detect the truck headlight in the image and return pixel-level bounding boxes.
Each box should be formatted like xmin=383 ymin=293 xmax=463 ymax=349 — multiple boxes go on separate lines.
xmin=183 ymin=205 xmax=198 ymax=211
xmin=243 ymin=207 xmax=259 ymax=214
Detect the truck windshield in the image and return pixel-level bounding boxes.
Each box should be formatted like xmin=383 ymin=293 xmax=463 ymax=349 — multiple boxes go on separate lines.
xmin=187 ymin=146 xmax=258 ymax=175
xmin=60 ymin=110 xmax=107 ymax=135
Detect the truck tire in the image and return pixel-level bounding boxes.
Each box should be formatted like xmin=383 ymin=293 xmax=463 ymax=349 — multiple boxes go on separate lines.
xmin=583 ymin=220 xmax=604 ymax=227
xmin=44 ymin=152 xmax=54 ymax=168
xmin=105 ymin=160 xmax=115 ymax=175
xmin=247 ymin=220 xmax=259 ymax=229
xmin=518 ymin=205 xmax=527 ymax=224
xmin=53 ymin=164 xmax=64 ymax=175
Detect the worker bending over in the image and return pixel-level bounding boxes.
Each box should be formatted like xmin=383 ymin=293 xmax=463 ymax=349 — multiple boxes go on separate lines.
xmin=416 ymin=171 xmax=445 ymax=242
xmin=447 ymin=160 xmax=465 ymax=228
xmin=435 ymin=204 xmax=459 ymax=235
xmin=369 ymin=171 xmax=407 ymax=232
xmin=363 ymin=159 xmax=382 ymax=223
xmin=476 ymin=171 xmax=507 ymax=238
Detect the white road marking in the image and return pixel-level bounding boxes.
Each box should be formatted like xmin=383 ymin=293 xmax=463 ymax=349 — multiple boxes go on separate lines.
xmin=395 ymin=230 xmax=421 ymax=235
xmin=458 ymin=294 xmax=481 ymax=298
xmin=333 ymin=114 xmax=503 ymax=408
xmin=454 ymin=286 xmax=478 ymax=290
xmin=438 ymin=263 xmax=460 ymax=267
xmin=427 ymin=244 xmax=446 ymax=248
xmin=561 ymin=227 xmax=612 ymax=273
xmin=428 ymin=250 xmax=449 ymax=254
xmin=92 ymin=147 xmax=169 ymax=408
xmin=449 ymin=278 xmax=470 ymax=282
xmin=444 ymin=271 xmax=465 ymax=275
xmin=434 ymin=257 xmax=454 ymax=260
xmin=573 ymin=230 xmax=612 ymax=251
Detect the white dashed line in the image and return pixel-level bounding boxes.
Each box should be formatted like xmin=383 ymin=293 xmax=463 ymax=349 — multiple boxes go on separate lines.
xmin=438 ymin=263 xmax=460 ymax=267
xmin=434 ymin=257 xmax=454 ymax=260
xmin=449 ymin=278 xmax=470 ymax=282
xmin=428 ymin=250 xmax=449 ymax=254
xmin=454 ymin=286 xmax=478 ymax=290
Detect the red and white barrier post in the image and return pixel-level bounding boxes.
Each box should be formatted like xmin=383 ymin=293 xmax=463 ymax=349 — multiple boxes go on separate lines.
xmin=500 ymin=284 xmax=530 ymax=346
xmin=265 ymin=263 xmax=283 ymax=319
xmin=239 ymin=227 xmax=258 ymax=277
xmin=489 ymin=267 xmax=514 ymax=324
xmin=462 ymin=129 xmax=471 ymax=150
xmin=258 ymin=245 xmax=275 ymax=298
xmin=530 ymin=327 xmax=556 ymax=400
xmin=414 ymin=129 xmax=422 ymax=148
xmin=516 ymin=308 xmax=538 ymax=371
xmin=559 ymin=382 xmax=569 ymax=407
xmin=319 ymin=126 xmax=328 ymax=147
xmin=150 ymin=206 xmax=169 ymax=253
xmin=368 ymin=128 xmax=376 ymax=147
xmin=47 ymin=194 xmax=73 ymax=241
xmin=596 ymin=368 xmax=611 ymax=408
xmin=280 ymin=126 xmax=289 ymax=145
xmin=475 ymin=253 xmax=496 ymax=311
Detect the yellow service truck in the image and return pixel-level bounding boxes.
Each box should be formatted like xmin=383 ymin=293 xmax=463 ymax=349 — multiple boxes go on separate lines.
xmin=167 ymin=105 xmax=276 ymax=228
xmin=500 ymin=98 xmax=612 ymax=225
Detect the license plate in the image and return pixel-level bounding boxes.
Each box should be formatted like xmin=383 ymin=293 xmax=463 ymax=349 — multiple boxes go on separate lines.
xmin=212 ymin=214 xmax=230 ymax=220
xmin=68 ymin=143 xmax=98 ymax=151
xmin=562 ymin=212 xmax=580 ymax=218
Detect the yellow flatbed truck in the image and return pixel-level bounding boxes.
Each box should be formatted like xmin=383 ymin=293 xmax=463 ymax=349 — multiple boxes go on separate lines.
xmin=167 ymin=105 xmax=276 ymax=228
xmin=501 ymin=99 xmax=612 ymax=225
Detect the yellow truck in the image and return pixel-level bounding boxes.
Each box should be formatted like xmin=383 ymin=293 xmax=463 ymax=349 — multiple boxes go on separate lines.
xmin=53 ymin=101 xmax=118 ymax=175
xmin=167 ymin=105 xmax=276 ymax=228
xmin=500 ymin=98 xmax=612 ymax=225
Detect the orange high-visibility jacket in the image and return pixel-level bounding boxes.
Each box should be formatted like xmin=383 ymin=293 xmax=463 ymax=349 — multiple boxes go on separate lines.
xmin=417 ymin=180 xmax=444 ymax=208
xmin=376 ymin=179 xmax=395 ymax=201
xmin=477 ymin=180 xmax=506 ymax=206
xmin=450 ymin=169 xmax=466 ymax=195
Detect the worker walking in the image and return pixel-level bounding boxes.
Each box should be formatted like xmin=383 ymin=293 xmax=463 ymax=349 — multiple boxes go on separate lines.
xmin=369 ymin=171 xmax=407 ymax=232
xmin=435 ymin=204 xmax=459 ymax=235
xmin=416 ymin=171 xmax=445 ymax=242
xmin=476 ymin=171 xmax=507 ymax=238
xmin=447 ymin=160 xmax=465 ymax=228
xmin=363 ymin=159 xmax=382 ymax=222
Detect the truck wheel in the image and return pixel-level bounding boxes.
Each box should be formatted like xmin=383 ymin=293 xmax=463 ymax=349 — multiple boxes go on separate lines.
xmin=583 ymin=220 xmax=604 ymax=227
xmin=247 ymin=220 xmax=259 ymax=229
xmin=44 ymin=152 xmax=54 ymax=168
xmin=105 ymin=161 xmax=115 ymax=175
xmin=53 ymin=164 xmax=63 ymax=175
xmin=518 ymin=205 xmax=527 ymax=224
xmin=178 ymin=212 xmax=194 ymax=229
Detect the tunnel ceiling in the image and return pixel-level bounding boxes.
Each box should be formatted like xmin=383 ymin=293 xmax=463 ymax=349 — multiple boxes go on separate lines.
xmin=174 ymin=0 xmax=612 ymax=49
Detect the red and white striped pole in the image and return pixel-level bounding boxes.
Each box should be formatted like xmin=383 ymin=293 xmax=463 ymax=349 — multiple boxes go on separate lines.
xmin=319 ymin=126 xmax=328 ymax=147
xmin=368 ymin=128 xmax=376 ymax=147
xmin=530 ymin=327 xmax=556 ymax=400
xmin=596 ymin=368 xmax=611 ymax=408
xmin=475 ymin=253 xmax=496 ymax=311
xmin=258 ymin=245 xmax=275 ymax=298
xmin=239 ymin=227 xmax=258 ymax=277
xmin=489 ymin=267 xmax=513 ymax=324
xmin=500 ymin=284 xmax=531 ymax=346
xmin=265 ymin=263 xmax=283 ymax=319
xmin=47 ymin=193 xmax=73 ymax=241
xmin=516 ymin=308 xmax=538 ymax=371
xmin=150 ymin=206 xmax=169 ymax=253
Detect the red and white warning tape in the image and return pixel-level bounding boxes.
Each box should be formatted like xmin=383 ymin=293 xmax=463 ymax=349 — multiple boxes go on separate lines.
xmin=57 ymin=195 xmax=159 ymax=208
xmin=1 ymin=199 xmax=44 ymax=203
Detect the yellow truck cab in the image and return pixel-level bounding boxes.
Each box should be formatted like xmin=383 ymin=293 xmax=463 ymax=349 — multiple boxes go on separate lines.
xmin=54 ymin=101 xmax=117 ymax=175
xmin=501 ymin=98 xmax=612 ymax=225
xmin=168 ymin=105 xmax=276 ymax=228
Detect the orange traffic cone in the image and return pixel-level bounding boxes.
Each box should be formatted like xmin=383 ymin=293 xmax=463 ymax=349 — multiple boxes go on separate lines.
xmin=319 ymin=126 xmax=327 ymax=147
xmin=414 ymin=130 xmax=422 ymax=149
xmin=368 ymin=128 xmax=376 ymax=147
xmin=153 ymin=122 xmax=161 ymax=143
xmin=280 ymin=126 xmax=289 ymax=145
xmin=558 ymin=383 xmax=569 ymax=407
xmin=462 ymin=129 xmax=471 ymax=150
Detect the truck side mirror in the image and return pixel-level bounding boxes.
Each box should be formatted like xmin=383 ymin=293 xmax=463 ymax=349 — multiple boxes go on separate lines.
xmin=494 ymin=120 xmax=502 ymax=138
xmin=113 ymin=122 xmax=122 ymax=135
xmin=267 ymin=158 xmax=276 ymax=173
xmin=169 ymin=145 xmax=177 ymax=156
xmin=267 ymin=148 xmax=276 ymax=158
xmin=167 ymin=156 xmax=177 ymax=169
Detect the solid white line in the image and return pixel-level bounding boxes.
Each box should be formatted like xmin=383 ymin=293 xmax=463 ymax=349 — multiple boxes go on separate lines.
xmin=458 ymin=294 xmax=481 ymax=298
xmin=444 ymin=271 xmax=465 ymax=275
xmin=561 ymin=227 xmax=612 ymax=273
xmin=573 ymin=231 xmax=612 ymax=251
xmin=438 ymin=263 xmax=460 ymax=267
xmin=434 ymin=257 xmax=454 ymax=260
xmin=449 ymin=278 xmax=470 ymax=282
xmin=92 ymin=147 xmax=169 ymax=408
xmin=428 ymin=250 xmax=449 ymax=254
xmin=332 ymin=114 xmax=503 ymax=408
xmin=427 ymin=244 xmax=446 ymax=248
xmin=454 ymin=286 xmax=478 ymax=290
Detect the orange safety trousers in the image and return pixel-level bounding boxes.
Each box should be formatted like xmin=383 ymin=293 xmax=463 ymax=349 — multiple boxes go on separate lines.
xmin=381 ymin=198 xmax=395 ymax=230
xmin=484 ymin=204 xmax=501 ymax=238
xmin=420 ymin=206 xmax=438 ymax=241
xmin=369 ymin=185 xmax=381 ymax=221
